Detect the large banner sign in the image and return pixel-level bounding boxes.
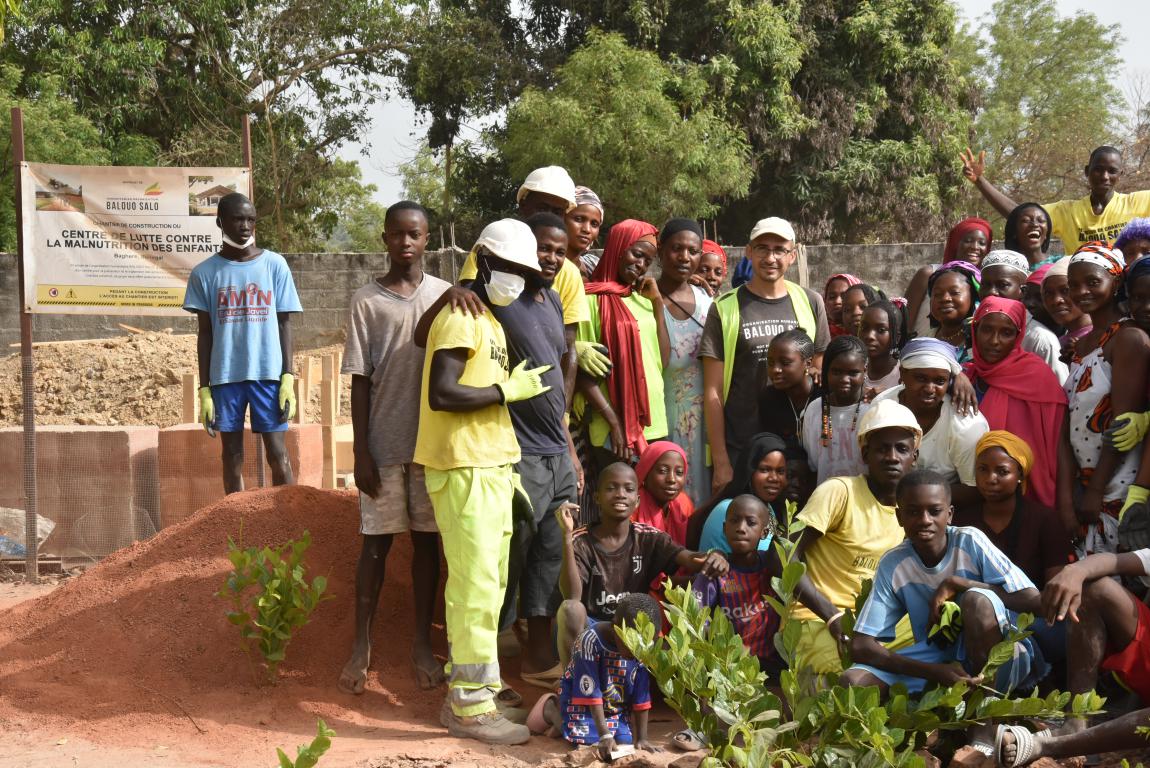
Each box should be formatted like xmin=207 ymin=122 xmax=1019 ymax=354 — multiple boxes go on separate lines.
xmin=20 ymin=163 xmax=250 ymax=315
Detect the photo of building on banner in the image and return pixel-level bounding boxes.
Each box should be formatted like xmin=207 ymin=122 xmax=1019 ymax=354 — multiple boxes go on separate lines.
xmin=19 ymin=163 xmax=250 ymax=315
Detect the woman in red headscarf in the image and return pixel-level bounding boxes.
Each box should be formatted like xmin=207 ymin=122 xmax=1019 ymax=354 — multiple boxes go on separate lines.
xmin=576 ymin=219 xmax=670 ymax=466
xmin=634 ymin=440 xmax=694 ymax=545
xmin=905 ymin=217 xmax=993 ymax=338
xmin=963 ymin=296 xmax=1067 ymax=507
xmin=692 ymin=239 xmax=727 ymax=296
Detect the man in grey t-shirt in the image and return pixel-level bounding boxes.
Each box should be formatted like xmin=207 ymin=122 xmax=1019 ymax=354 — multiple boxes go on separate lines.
xmin=698 ymin=216 xmax=829 ymax=496
xmin=337 ymin=201 xmax=451 ymax=696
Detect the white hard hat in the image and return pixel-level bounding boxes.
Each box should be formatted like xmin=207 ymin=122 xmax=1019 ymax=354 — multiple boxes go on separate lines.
xmin=473 ymin=218 xmax=541 ymax=272
xmin=748 ymin=216 xmax=797 ymax=244
xmin=516 ymin=166 xmax=577 ymax=210
xmin=857 ymin=399 xmax=923 ymax=450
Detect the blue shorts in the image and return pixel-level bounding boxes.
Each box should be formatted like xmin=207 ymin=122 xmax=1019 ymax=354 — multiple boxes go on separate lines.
xmin=848 ymin=588 xmax=1047 ymax=694
xmin=210 ymin=380 xmax=288 ymax=433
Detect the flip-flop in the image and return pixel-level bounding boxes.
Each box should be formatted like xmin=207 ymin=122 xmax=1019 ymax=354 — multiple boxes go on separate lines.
xmin=496 ymin=682 xmax=523 ymax=709
xmin=672 ymin=728 xmax=706 ymax=752
xmin=527 ymin=692 xmax=558 ymax=734
xmin=412 ymin=653 xmax=446 ymax=690
xmin=521 ymin=662 xmax=565 ymax=690
xmin=995 ymin=724 xmax=1038 ymax=768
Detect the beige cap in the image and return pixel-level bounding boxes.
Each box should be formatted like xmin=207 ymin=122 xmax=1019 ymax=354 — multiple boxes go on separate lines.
xmin=1043 ymin=255 xmax=1072 ymax=283
xmin=516 ymin=166 xmax=577 ymax=210
xmin=473 ymin=218 xmax=541 ymax=272
xmin=748 ymin=216 xmax=796 ymax=244
xmin=857 ymin=399 xmax=923 ymax=450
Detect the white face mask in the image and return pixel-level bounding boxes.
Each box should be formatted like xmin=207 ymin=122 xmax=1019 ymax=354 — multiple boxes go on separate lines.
xmin=486 ymin=269 xmax=525 ymax=306
xmin=221 ymin=233 xmax=255 ymax=249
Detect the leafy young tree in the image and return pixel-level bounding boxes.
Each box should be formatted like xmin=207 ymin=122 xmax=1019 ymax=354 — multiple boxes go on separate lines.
xmin=501 ymin=30 xmax=752 ymax=223
xmin=522 ymin=0 xmax=975 ymax=242
xmin=961 ymin=0 xmax=1123 ymax=214
xmin=0 ymin=65 xmax=115 ymax=251
xmin=4 ymin=0 xmax=409 ymax=250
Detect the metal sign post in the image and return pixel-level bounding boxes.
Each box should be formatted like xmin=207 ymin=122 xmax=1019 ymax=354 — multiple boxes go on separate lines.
xmin=12 ymin=106 xmax=39 ymax=583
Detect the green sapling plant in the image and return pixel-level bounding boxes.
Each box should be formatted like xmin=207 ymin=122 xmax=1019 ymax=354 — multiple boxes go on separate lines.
xmin=217 ymin=530 xmax=332 ymax=683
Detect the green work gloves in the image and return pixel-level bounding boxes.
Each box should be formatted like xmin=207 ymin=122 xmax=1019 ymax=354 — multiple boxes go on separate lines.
xmin=575 ymin=340 xmax=612 ymax=379
xmin=279 ymin=373 xmax=296 ymax=421
xmin=1120 ymin=484 xmax=1149 ymax=521
xmin=1105 ymin=410 xmax=1150 ymax=452
xmin=198 ymin=386 xmax=215 ymax=435
xmin=928 ymin=601 xmax=963 ymax=648
xmin=497 ymin=360 xmax=552 ymax=403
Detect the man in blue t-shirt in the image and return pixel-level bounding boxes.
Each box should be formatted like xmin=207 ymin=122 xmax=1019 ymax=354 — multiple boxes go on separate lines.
xmin=183 ymin=192 xmax=303 ymax=493
xmin=841 ymin=469 xmax=1044 ymax=697
xmin=492 ymin=212 xmax=581 ymax=686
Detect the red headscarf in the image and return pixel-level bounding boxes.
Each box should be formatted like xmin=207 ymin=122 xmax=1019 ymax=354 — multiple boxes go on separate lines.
xmin=944 ymin=217 xmax=993 ymax=263
xmin=702 ymin=239 xmax=727 ymax=270
xmin=634 ymin=441 xmax=694 ymax=545
xmin=963 ymin=296 xmax=1067 ymax=507
xmin=825 ymin=273 xmax=863 ymax=337
xmin=585 ymin=219 xmax=659 ymax=455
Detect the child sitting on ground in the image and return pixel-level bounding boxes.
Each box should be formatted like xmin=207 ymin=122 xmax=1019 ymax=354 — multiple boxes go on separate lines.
xmin=692 ymin=494 xmax=783 ymax=673
xmin=531 ymin=592 xmax=664 ymax=758
xmin=554 ymin=462 xmax=729 ymax=670
xmin=841 ymin=469 xmax=1045 ymax=698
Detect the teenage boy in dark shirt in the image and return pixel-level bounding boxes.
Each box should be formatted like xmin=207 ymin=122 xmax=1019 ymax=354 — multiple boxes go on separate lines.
xmin=554 ymin=462 xmax=729 ymax=669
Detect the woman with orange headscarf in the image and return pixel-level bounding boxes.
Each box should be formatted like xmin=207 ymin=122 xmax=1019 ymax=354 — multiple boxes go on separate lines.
xmin=576 ymin=219 xmax=670 ymax=467
xmin=963 ymin=296 xmax=1066 ymax=507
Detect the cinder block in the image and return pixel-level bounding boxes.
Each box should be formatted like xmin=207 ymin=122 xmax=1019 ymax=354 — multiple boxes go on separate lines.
xmin=0 ymin=425 xmax=159 ymax=559
xmin=157 ymin=423 xmax=322 ymax=528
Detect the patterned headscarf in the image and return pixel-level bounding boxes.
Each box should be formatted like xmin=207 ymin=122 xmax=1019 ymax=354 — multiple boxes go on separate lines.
xmin=1069 ymin=241 xmax=1125 ymax=276
xmin=573 ymin=186 xmax=603 ymax=216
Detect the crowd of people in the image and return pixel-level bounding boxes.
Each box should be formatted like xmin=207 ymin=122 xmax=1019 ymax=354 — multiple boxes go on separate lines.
xmin=185 ymin=146 xmax=1150 ymax=765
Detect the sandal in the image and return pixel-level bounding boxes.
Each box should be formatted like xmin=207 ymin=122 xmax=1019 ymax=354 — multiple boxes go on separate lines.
xmin=995 ymin=724 xmax=1038 ymax=768
xmin=495 ymin=681 xmax=523 ymax=709
xmin=672 ymin=728 xmax=706 ymax=752
xmin=527 ymin=692 xmax=558 ymax=734
xmin=520 ymin=662 xmax=565 ymax=690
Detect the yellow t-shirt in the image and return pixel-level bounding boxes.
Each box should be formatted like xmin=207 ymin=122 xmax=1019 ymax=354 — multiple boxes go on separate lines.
xmin=576 ymin=292 xmax=667 ymax=448
xmin=460 ymin=250 xmax=589 ymax=326
xmin=791 ymin=475 xmax=904 ymax=622
xmin=1045 ymin=191 xmax=1150 ymax=253
xmin=413 ymin=306 xmax=520 ymax=471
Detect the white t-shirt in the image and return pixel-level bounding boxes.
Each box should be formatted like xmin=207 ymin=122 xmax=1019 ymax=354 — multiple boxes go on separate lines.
xmin=800 ymin=397 xmax=871 ymax=485
xmin=1022 ymin=312 xmax=1069 ymax=385
xmin=873 ymin=386 xmax=989 ymax=486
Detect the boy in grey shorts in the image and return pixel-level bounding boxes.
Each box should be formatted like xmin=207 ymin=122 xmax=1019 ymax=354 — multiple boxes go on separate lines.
xmin=337 ymin=201 xmax=451 ymax=694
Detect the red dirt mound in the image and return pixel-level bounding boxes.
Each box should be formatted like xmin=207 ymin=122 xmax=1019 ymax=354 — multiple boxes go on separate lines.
xmin=0 ymin=485 xmax=449 ymax=753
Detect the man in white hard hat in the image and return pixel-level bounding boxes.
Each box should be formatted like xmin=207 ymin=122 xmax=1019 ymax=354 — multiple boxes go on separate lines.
xmin=416 ymin=218 xmax=552 ymax=745
xmin=698 ymin=216 xmax=830 ymax=495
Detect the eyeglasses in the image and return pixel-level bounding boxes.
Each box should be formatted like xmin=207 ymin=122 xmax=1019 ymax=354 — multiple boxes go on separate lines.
xmin=750 ymin=244 xmax=795 ymax=258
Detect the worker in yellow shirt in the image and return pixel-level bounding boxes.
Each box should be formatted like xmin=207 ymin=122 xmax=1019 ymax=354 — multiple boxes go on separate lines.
xmin=962 ymin=145 xmax=1150 ymax=254
xmin=415 ymin=218 xmax=552 ymax=746
xmin=786 ymin=399 xmax=923 ymax=677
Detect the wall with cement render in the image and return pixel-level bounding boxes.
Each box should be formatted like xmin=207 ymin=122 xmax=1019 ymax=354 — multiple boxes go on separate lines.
xmin=0 ymin=243 xmax=941 ymax=349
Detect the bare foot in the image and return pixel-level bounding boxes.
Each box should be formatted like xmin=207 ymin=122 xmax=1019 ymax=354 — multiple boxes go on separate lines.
xmin=412 ymin=643 xmax=445 ymax=690
xmin=338 ymin=646 xmax=370 ymax=695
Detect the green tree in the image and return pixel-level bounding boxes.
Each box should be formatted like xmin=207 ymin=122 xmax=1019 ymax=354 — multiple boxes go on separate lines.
xmin=501 ymin=30 xmax=752 ymax=223
xmin=962 ymin=0 xmax=1123 ymax=214
xmin=522 ymin=0 xmax=975 ymax=241
xmin=4 ymin=0 xmax=408 ymax=250
xmin=0 ymin=65 xmax=115 ymax=251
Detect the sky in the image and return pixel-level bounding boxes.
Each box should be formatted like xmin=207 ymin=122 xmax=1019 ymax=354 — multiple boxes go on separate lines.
xmin=337 ymin=0 xmax=1150 ymax=205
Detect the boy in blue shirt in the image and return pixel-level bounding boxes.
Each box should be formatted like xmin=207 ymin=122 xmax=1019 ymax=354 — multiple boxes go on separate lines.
xmin=183 ymin=192 xmax=303 ymax=493
xmin=842 ymin=469 xmax=1045 ymax=696
xmin=535 ymin=591 xmax=662 ymax=759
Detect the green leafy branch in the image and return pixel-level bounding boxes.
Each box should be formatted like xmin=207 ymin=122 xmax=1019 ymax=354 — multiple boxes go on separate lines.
xmin=276 ymin=719 xmax=335 ymax=768
xmin=216 ymin=530 xmax=333 ymax=684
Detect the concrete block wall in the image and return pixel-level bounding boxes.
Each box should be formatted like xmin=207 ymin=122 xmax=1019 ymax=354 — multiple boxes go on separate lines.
xmin=0 ymin=426 xmax=159 ymax=559
xmin=157 ymin=423 xmax=323 ymax=528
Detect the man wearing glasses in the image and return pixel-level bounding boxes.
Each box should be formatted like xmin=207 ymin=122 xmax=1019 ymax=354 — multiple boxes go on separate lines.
xmin=698 ymin=217 xmax=830 ymax=496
